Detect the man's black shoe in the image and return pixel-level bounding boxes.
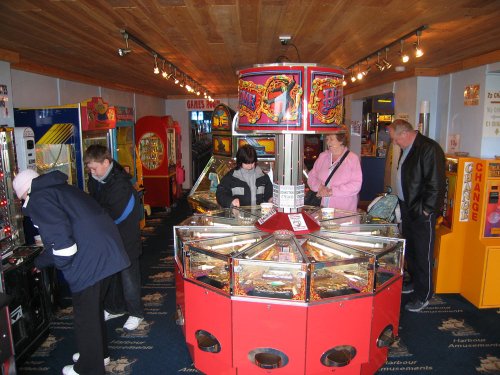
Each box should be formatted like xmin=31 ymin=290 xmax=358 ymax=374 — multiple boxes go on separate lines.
xmin=405 ymin=299 xmax=429 ymax=312
xmin=402 ymin=283 xmax=414 ymax=294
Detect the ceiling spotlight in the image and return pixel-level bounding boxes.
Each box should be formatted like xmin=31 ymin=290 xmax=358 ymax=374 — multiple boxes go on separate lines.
xmin=118 ymin=32 xmax=131 ymax=56
xmin=375 ymin=52 xmax=385 ymax=71
xmin=400 ymin=40 xmax=409 ymax=63
xmin=415 ymin=30 xmax=424 ymax=58
xmin=382 ymin=48 xmax=392 ymax=69
xmin=153 ymin=54 xmax=160 ymax=74
xmin=362 ymin=62 xmax=371 ymax=76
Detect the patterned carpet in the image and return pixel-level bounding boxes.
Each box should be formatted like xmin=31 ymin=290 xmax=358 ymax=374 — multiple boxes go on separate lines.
xmin=18 ymin=197 xmax=500 ymax=374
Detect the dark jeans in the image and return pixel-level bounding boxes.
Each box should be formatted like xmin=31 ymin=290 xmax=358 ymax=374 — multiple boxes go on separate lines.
xmin=72 ymin=278 xmax=110 ymax=375
xmin=399 ymin=201 xmax=436 ymax=302
xmin=104 ymin=258 xmax=143 ymax=318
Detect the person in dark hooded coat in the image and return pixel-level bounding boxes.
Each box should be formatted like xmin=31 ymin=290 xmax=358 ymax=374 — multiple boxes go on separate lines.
xmin=13 ymin=169 xmax=130 ymax=375
xmin=84 ymin=145 xmax=143 ymax=331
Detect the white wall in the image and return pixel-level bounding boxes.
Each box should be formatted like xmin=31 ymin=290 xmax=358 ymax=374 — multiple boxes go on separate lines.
xmin=0 ymin=61 xmax=15 ymax=126
xmin=447 ymin=65 xmax=486 ymax=156
xmin=11 ymin=70 xmax=59 ymax=107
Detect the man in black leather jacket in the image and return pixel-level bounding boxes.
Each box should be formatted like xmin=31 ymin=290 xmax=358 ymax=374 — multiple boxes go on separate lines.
xmin=389 ymin=119 xmax=445 ymax=312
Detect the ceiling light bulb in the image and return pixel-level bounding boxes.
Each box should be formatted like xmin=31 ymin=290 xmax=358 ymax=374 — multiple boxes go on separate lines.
xmin=342 ymin=80 xmax=347 ymax=86
xmin=351 ymin=75 xmax=357 ymax=82
xmin=399 ymin=40 xmax=409 ymax=63
xmin=162 ymin=70 xmax=168 ymax=78
xmin=153 ymin=55 xmax=159 ymax=74
xmin=415 ymin=29 xmax=424 ymax=58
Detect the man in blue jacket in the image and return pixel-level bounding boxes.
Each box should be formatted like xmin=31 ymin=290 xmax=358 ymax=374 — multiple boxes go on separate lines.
xmin=13 ymin=169 xmax=130 ymax=375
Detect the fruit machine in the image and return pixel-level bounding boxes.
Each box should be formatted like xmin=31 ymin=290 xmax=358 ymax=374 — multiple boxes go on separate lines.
xmin=112 ymin=106 xmax=137 ymax=183
xmin=80 ymin=97 xmax=116 ymax=190
xmin=14 ymin=104 xmax=82 ymax=189
xmin=135 ymin=115 xmax=178 ymax=209
xmin=0 ymin=131 xmax=17 ymax=374
xmin=188 ymin=104 xmax=235 ymax=212
xmin=0 ymin=128 xmax=24 ymax=247
xmin=188 ymin=103 xmax=276 ymax=213
xmin=460 ymin=157 xmax=500 ymax=308
xmin=433 ymin=154 xmax=481 ymax=293
xmin=0 ymin=128 xmax=56 ymax=368
xmin=171 ymin=120 xmax=184 ymax=200
xmin=175 ymin=64 xmax=405 ymax=375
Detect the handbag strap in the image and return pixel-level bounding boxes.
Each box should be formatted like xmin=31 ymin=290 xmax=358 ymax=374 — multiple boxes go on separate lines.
xmin=325 ymin=150 xmax=350 ymax=186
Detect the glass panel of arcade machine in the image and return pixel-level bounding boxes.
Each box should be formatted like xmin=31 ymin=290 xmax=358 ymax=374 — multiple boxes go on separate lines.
xmin=179 ymin=207 xmax=261 ymax=228
xmin=185 ymin=232 xmax=267 ymax=293
xmin=302 ymin=235 xmax=373 ymax=300
xmin=233 ymin=233 xmax=308 ymax=301
xmin=188 ymin=156 xmax=235 ymax=211
xmin=314 ymin=231 xmax=404 ymax=290
xmin=314 ymin=211 xmax=377 ymax=231
xmin=35 ymin=144 xmax=76 ymax=185
xmin=174 ymin=225 xmax=265 ymax=272
xmin=188 ymin=156 xmax=275 ymax=213
xmin=139 ymin=132 xmax=164 ymax=170
xmin=82 ymin=130 xmax=111 ymax=189
xmin=166 ymin=128 xmax=176 ymax=167
xmin=116 ymin=126 xmax=135 ymax=179
xmin=331 ymin=223 xmax=400 ymax=238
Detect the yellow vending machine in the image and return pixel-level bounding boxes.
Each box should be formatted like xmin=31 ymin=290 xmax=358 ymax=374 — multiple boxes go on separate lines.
xmin=433 ymin=155 xmax=480 ymax=293
xmin=460 ymin=158 xmax=500 ymax=308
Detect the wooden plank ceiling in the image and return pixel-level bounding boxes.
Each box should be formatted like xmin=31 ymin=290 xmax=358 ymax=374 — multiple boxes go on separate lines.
xmin=0 ymin=0 xmax=499 ymax=99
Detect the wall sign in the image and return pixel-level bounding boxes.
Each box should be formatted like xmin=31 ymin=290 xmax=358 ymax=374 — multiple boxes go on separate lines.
xmin=483 ymin=75 xmax=500 ymax=137
xmin=186 ymin=99 xmax=221 ymax=111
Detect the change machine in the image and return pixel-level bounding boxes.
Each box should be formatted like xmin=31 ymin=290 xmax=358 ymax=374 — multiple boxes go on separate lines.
xmin=433 ymin=154 xmax=481 ymax=293
xmin=460 ymin=158 xmax=500 ymax=308
xmin=434 ymin=155 xmax=500 ymax=308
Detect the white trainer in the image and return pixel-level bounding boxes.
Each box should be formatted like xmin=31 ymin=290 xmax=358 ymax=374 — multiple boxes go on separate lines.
xmin=62 ymin=365 xmax=79 ymax=375
xmin=123 ymin=316 xmax=143 ymax=331
xmin=72 ymin=352 xmax=110 ymax=365
xmin=104 ymin=310 xmax=124 ymax=321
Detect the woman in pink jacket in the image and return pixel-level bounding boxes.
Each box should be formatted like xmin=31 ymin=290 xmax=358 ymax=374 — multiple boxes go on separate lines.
xmin=307 ymin=133 xmax=362 ymax=212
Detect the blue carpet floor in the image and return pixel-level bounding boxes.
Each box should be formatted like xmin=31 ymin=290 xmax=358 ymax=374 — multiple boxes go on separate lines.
xmin=18 ymin=197 xmax=500 ymax=374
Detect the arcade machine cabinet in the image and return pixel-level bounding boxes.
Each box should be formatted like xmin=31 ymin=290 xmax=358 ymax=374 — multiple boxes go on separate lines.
xmin=0 ymin=127 xmax=55 ymax=367
xmin=135 ymin=116 xmax=178 ymax=209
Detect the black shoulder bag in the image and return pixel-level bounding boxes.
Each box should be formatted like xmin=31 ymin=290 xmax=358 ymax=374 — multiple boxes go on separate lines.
xmin=305 ymin=150 xmax=350 ymax=206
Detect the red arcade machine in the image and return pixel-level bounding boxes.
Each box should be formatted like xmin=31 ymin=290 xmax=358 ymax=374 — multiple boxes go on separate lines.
xmin=135 ymin=116 xmax=179 ymax=208
xmin=172 ymin=120 xmax=185 ymax=199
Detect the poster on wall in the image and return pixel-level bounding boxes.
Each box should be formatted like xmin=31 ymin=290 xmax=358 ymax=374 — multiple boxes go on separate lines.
xmin=350 ymin=120 xmax=361 ymax=136
xmin=483 ymin=75 xmax=500 ymax=138
xmin=464 ymin=84 xmax=480 ymax=106
xmin=0 ymin=84 xmax=8 ymax=119
xmin=447 ymin=134 xmax=460 ymax=153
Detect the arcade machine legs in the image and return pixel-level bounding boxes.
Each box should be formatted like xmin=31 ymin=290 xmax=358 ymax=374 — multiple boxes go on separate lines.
xmin=0 ymin=295 xmax=15 ymax=375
